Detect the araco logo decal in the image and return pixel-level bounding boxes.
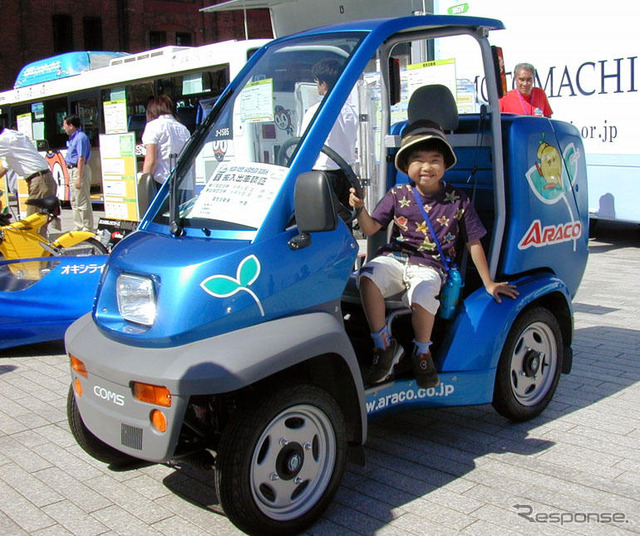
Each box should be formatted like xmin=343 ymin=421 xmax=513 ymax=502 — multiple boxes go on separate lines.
xmin=518 ymin=219 xmax=582 ymax=249
xmin=200 ymin=254 xmax=265 ymax=316
xmin=519 ymin=138 xmax=583 ymax=250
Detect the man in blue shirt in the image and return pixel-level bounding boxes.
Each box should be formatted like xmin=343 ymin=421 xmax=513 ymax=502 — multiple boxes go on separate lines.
xmin=63 ymin=115 xmax=94 ymax=231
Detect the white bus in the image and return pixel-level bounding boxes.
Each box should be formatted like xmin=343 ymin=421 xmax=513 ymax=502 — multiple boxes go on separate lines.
xmin=0 ymin=39 xmax=269 ymax=203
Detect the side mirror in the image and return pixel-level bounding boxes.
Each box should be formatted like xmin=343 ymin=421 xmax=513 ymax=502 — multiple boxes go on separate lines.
xmin=389 ymin=57 xmax=401 ymax=105
xmin=492 ymin=46 xmax=507 ymax=98
xmin=289 ymin=171 xmax=338 ymax=250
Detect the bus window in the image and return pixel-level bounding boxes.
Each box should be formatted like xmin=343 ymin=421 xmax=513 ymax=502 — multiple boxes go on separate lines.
xmin=74 ymin=97 xmax=101 ymax=146
xmin=46 ymin=97 xmax=68 ymax=148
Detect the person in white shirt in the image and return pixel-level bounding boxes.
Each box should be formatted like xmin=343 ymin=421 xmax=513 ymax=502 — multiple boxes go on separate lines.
xmin=0 ymin=128 xmax=57 ymax=235
xmin=141 ymin=95 xmax=191 ymax=189
xmin=300 ymin=59 xmax=358 ymax=221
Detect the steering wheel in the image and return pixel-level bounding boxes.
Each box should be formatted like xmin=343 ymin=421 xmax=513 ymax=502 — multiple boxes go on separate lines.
xmin=277 ymin=136 xmax=363 ymax=223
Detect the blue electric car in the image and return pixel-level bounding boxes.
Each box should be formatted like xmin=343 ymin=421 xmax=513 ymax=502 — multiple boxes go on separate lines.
xmin=66 ymin=14 xmax=588 ymax=535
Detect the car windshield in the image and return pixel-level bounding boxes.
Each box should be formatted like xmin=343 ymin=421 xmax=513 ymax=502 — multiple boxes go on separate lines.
xmin=150 ymin=34 xmax=363 ymax=237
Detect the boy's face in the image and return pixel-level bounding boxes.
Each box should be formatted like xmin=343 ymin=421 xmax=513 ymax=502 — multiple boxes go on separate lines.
xmin=406 ymin=149 xmax=446 ymax=194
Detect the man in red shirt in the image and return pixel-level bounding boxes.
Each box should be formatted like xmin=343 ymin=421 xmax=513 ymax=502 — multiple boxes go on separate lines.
xmin=500 ymin=63 xmax=553 ymax=117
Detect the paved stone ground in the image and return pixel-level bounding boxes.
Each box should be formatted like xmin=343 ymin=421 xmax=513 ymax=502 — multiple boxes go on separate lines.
xmin=1 ymin=220 xmax=639 ymax=535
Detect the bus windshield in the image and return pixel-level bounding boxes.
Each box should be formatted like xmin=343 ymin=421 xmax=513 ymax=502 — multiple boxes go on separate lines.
xmin=152 ymin=34 xmax=363 ymax=235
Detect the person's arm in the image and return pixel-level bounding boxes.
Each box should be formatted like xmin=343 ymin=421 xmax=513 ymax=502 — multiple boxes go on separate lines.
xmin=142 ymin=144 xmax=158 ymax=175
xmin=76 ymin=156 xmax=86 ymax=189
xmin=543 ymin=93 xmax=553 ymax=118
xmin=467 ymin=239 xmax=519 ymax=303
xmin=349 ymin=187 xmax=382 ymax=236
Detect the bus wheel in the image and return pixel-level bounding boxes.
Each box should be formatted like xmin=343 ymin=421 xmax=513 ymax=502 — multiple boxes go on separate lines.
xmin=215 ymin=384 xmax=348 ymax=536
xmin=67 ymin=385 xmax=138 ymax=465
xmin=492 ymin=307 xmax=563 ymax=422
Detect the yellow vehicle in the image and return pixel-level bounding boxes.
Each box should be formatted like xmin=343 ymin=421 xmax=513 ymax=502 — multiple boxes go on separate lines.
xmin=0 ymin=195 xmax=107 ymax=279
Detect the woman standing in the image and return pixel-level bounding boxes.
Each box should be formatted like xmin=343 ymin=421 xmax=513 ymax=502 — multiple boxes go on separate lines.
xmin=141 ymin=95 xmax=191 ymax=189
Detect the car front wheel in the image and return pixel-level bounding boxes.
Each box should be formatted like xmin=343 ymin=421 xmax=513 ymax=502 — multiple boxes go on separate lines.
xmin=215 ymin=383 xmax=348 ymax=535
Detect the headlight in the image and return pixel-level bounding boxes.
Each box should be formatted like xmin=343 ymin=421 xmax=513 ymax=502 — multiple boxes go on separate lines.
xmin=116 ymin=274 xmax=156 ymax=326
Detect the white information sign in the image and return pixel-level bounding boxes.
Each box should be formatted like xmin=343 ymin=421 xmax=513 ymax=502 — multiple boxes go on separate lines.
xmin=240 ymin=78 xmax=275 ymax=122
xmin=16 ymin=113 xmax=33 ymax=138
xmin=189 ymin=162 xmax=287 ymax=229
xmin=103 ymin=100 xmax=128 ymax=134
xmin=406 ymin=59 xmax=457 ymax=102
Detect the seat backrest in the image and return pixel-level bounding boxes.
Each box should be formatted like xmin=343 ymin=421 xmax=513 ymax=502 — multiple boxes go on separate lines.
xmin=407 ymin=84 xmax=459 ymax=131
xmin=137 ymin=174 xmax=159 ymax=217
xmin=387 ymin=84 xmax=461 ymax=190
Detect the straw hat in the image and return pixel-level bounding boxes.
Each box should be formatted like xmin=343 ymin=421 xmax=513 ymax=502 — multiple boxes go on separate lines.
xmin=395 ymin=120 xmax=457 ymax=173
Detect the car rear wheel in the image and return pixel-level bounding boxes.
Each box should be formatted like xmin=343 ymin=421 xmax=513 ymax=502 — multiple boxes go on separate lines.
xmin=492 ymin=307 xmax=563 ymax=422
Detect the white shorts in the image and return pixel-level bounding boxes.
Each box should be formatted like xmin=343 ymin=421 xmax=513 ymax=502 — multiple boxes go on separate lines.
xmin=358 ymin=255 xmax=443 ymax=315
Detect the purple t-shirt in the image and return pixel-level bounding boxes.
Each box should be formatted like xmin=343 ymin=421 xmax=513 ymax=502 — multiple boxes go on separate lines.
xmin=370 ymin=182 xmax=486 ymax=274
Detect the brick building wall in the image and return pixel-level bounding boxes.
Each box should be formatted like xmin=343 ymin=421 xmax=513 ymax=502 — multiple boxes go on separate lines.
xmin=0 ymin=0 xmax=272 ymax=91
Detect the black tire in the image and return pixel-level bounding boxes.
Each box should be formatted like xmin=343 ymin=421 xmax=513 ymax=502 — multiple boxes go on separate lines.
xmin=61 ymin=237 xmax=108 ymax=256
xmin=215 ymin=384 xmax=348 ymax=536
xmin=492 ymin=307 xmax=563 ymax=422
xmin=67 ymin=385 xmax=137 ymax=465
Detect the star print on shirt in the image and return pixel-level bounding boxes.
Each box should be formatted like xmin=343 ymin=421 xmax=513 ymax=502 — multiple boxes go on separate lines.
xmin=394 ymin=215 xmax=409 ymax=232
xmin=436 ymin=215 xmax=450 ymax=226
xmin=445 ymin=191 xmax=460 ymax=203
xmin=415 ymin=220 xmax=428 ymax=235
xmin=399 ymin=196 xmax=411 ymax=208
xmin=418 ymin=238 xmax=437 ymax=252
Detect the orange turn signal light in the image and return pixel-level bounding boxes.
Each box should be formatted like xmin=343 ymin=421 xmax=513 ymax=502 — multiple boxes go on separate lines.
xmin=132 ymin=382 xmax=172 ymax=407
xmin=151 ymin=409 xmax=167 ymax=433
xmin=70 ymin=355 xmax=88 ymax=378
xmin=74 ymin=378 xmax=83 ymax=397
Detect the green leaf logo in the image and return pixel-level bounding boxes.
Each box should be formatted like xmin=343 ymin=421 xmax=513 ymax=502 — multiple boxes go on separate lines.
xmin=238 ymin=255 xmax=260 ymax=287
xmin=200 ymin=255 xmax=265 ymax=316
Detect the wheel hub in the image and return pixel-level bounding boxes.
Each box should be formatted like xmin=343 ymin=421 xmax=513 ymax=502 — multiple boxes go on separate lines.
xmin=522 ymin=348 xmax=542 ymax=377
xmin=276 ymin=443 xmax=304 ymax=480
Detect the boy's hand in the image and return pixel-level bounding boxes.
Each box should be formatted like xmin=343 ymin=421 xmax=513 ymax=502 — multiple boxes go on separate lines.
xmin=348 ymin=187 xmax=364 ymax=209
xmin=486 ymin=281 xmax=519 ymax=303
